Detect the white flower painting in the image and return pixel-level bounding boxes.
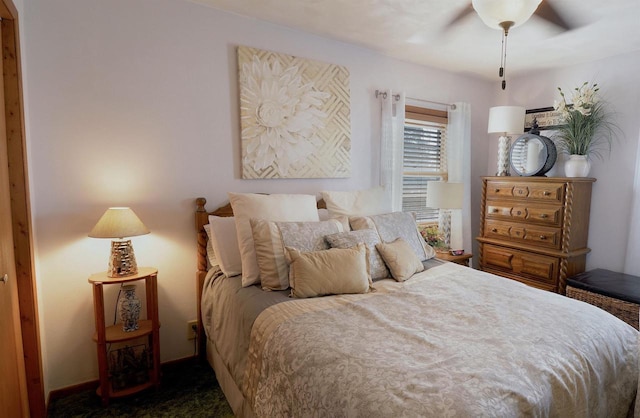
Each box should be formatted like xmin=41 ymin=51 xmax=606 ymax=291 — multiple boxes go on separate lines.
xmin=238 ymin=46 xmax=351 ymax=179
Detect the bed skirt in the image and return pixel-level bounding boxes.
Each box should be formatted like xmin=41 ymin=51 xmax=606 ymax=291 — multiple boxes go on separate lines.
xmin=206 ymin=336 xmax=256 ymax=418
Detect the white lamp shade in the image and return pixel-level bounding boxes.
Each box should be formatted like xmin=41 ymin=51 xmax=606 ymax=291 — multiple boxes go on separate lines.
xmin=426 ymin=182 xmax=464 ymax=209
xmin=89 ymin=207 xmax=150 ymax=239
xmin=488 ymin=106 xmax=525 ymax=134
xmin=472 ymin=0 xmax=542 ymax=30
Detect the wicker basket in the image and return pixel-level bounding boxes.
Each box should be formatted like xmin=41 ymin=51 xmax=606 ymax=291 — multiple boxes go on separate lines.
xmin=566 ymin=285 xmax=639 ymax=330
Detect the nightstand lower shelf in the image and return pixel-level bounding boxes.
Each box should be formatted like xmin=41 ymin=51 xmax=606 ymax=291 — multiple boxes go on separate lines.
xmin=97 ymin=379 xmax=156 ymax=399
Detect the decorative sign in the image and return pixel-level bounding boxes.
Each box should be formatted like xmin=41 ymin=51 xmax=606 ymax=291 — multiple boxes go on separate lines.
xmin=524 ymin=107 xmax=566 ymax=132
xmin=238 ymin=46 xmax=351 ymax=179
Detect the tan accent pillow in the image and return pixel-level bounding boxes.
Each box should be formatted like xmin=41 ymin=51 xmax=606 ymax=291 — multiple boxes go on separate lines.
xmin=376 ymin=238 xmax=425 ymax=282
xmin=251 ymin=218 xmax=346 ymax=291
xmin=286 ymin=244 xmax=371 ymax=298
xmin=228 ymin=193 xmax=319 ymax=287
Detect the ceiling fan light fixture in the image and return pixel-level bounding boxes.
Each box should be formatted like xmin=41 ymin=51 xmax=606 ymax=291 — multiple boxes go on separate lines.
xmin=472 ymin=0 xmax=542 ymax=30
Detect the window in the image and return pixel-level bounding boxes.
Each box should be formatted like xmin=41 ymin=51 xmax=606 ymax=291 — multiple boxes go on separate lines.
xmin=402 ymin=105 xmax=448 ymax=223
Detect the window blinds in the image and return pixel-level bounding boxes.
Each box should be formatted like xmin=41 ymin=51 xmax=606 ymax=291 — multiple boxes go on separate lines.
xmin=402 ymin=118 xmax=447 ymax=222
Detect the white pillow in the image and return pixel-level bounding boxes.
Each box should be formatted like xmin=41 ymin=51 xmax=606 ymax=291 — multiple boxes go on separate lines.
xmin=228 ymin=193 xmax=320 ymax=287
xmin=321 ymin=186 xmax=390 ymax=217
xmin=208 ymin=216 xmax=242 ymax=277
xmin=203 ymin=224 xmax=218 ymax=268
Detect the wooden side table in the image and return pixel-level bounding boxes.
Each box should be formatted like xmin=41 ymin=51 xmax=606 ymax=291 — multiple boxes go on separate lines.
xmin=435 ymin=252 xmax=473 ymax=267
xmin=88 ymin=267 xmax=160 ymax=406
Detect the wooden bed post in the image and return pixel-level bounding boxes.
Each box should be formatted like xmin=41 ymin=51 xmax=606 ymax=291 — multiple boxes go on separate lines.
xmin=195 ymin=197 xmax=208 ymax=358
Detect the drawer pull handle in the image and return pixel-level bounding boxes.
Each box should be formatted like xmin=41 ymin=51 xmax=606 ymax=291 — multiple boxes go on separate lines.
xmin=491 ymin=208 xmax=498 ymax=213
xmin=491 ymin=228 xmax=498 ymax=233
xmin=540 ymin=214 xmax=548 ymax=218
xmin=539 ymin=235 xmax=547 ymax=240
xmin=495 ymin=188 xmax=500 ymax=193
xmin=543 ymin=191 xmax=551 ymax=196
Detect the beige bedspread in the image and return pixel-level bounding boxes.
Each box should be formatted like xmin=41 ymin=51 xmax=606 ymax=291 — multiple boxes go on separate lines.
xmin=243 ymin=262 xmax=638 ymax=418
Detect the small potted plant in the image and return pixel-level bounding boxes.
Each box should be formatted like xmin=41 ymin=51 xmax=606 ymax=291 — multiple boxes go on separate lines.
xmin=553 ymin=82 xmax=618 ymax=177
xmin=420 ymin=225 xmax=449 ymax=252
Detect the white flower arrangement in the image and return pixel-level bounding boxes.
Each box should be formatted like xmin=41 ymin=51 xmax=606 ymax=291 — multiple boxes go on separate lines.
xmin=553 ymin=82 xmax=618 ymax=159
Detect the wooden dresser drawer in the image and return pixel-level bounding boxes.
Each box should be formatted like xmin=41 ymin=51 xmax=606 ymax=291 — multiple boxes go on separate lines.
xmin=482 ymin=244 xmax=559 ymax=287
xmin=485 ymin=203 xmax=562 ymax=227
xmin=484 ymin=220 xmax=561 ymax=249
xmin=486 ymin=181 xmax=565 ymax=203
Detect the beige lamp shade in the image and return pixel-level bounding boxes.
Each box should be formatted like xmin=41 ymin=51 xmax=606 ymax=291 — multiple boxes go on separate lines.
xmin=89 ymin=207 xmax=150 ymax=239
xmin=488 ymin=106 xmax=525 ymax=134
xmin=426 ymin=182 xmax=464 ymax=209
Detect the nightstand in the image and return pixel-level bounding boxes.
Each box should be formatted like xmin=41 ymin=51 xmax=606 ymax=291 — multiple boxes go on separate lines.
xmin=435 ymin=252 xmax=473 ymax=267
xmin=88 ymin=267 xmax=161 ymax=406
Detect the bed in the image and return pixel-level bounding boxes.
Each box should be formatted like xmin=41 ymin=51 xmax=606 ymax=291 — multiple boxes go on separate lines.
xmin=195 ymin=194 xmax=639 ymax=418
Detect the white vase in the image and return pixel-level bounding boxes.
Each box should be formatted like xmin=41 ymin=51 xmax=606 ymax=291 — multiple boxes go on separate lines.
xmin=564 ymin=154 xmax=591 ymax=177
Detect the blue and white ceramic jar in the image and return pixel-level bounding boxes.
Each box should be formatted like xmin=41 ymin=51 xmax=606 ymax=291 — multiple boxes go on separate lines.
xmin=119 ymin=284 xmax=141 ymax=332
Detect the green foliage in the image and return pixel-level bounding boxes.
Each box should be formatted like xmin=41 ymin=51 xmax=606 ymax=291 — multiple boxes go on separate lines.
xmin=553 ymin=82 xmax=619 ymax=160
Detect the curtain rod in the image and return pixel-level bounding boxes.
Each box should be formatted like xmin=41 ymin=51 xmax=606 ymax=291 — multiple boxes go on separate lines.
xmin=374 ymin=89 xmax=456 ymax=110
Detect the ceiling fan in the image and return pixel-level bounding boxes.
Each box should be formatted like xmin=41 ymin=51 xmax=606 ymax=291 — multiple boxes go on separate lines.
xmin=448 ymin=0 xmax=574 ymax=89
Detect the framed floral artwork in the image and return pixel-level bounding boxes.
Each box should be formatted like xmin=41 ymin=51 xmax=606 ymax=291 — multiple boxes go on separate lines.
xmin=237 ymin=46 xmax=351 ymax=179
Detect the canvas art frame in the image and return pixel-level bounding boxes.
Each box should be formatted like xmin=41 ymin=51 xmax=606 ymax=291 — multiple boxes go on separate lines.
xmin=237 ymin=45 xmax=351 ymax=179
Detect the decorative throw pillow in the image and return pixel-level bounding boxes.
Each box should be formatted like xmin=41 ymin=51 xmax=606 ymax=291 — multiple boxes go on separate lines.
xmin=286 ymin=244 xmax=371 ymax=298
xmin=350 ymin=211 xmax=436 ymax=261
xmin=321 ymin=186 xmax=391 ymax=217
xmin=376 ymin=238 xmax=425 ymax=282
xmin=208 ymin=216 xmax=243 ymax=277
xmin=251 ymin=218 xmax=347 ymax=291
xmin=325 ymin=229 xmax=391 ymax=281
xmin=228 ymin=193 xmax=319 ymax=287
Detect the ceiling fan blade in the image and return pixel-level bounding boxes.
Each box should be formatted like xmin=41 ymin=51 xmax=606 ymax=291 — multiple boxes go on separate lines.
xmin=534 ymin=1 xmax=573 ymax=31
xmin=446 ymin=3 xmax=474 ymax=28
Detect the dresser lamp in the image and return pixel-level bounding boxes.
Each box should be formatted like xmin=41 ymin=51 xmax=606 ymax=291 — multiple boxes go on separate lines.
xmin=488 ymin=106 xmax=525 ymax=176
xmin=89 ymin=207 xmax=150 ymax=277
xmin=426 ymin=182 xmax=464 ymax=249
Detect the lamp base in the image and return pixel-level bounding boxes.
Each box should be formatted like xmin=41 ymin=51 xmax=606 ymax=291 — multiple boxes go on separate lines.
xmin=496 ymin=135 xmax=512 ymax=176
xmin=438 ymin=210 xmax=452 ymax=250
xmin=108 ymin=239 xmax=139 ymax=278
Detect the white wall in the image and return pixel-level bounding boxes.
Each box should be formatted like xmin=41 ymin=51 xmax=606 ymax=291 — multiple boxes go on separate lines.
xmin=23 ymin=0 xmax=493 ymax=394
xmin=496 ymin=52 xmax=640 ymax=273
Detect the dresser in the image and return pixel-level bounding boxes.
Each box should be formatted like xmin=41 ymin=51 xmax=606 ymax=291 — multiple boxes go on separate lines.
xmin=477 ymin=177 xmax=595 ymax=294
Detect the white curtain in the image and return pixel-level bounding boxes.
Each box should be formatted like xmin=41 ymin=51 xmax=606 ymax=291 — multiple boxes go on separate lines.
xmin=447 ymin=102 xmax=471 ymax=252
xmin=380 ymin=90 xmax=406 ymax=212
xmin=624 ymin=126 xmax=640 ymax=275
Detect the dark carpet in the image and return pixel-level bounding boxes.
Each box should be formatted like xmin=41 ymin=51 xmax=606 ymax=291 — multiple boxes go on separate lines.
xmin=47 ymin=359 xmax=234 ymax=418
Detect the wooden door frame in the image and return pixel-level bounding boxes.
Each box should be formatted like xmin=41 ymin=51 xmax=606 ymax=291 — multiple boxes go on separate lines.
xmin=1 ymin=0 xmax=45 ymax=416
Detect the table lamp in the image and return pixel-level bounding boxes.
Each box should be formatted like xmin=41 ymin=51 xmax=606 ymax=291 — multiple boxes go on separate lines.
xmin=89 ymin=207 xmax=150 ymax=277
xmin=426 ymin=182 xmax=464 ymax=249
xmin=488 ymin=106 xmax=525 ymax=176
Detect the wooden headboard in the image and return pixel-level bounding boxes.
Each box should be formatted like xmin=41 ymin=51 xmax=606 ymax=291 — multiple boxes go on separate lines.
xmin=194 ymin=196 xmax=326 ymax=357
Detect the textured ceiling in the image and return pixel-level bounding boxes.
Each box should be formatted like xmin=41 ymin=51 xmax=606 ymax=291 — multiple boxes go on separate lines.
xmin=187 ymin=0 xmax=640 ymax=80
